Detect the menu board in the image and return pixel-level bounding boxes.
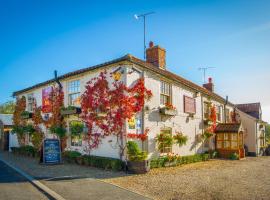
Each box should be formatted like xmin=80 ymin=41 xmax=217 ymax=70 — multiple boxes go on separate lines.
xmin=42 ymin=87 xmax=52 ymax=113
xmin=43 ymin=139 xmax=61 ymax=164
xmin=184 ymin=96 xmax=196 ymax=114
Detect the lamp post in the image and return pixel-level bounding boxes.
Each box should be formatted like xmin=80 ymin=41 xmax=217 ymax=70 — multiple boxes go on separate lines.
xmin=134 ymin=12 xmax=155 ymax=60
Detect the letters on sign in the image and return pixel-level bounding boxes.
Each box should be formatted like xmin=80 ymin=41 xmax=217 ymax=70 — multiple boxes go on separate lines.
xmin=43 ymin=139 xmax=61 ymax=164
xmin=184 ymin=95 xmax=196 ymax=114
xmin=42 ymin=87 xmax=52 ymax=113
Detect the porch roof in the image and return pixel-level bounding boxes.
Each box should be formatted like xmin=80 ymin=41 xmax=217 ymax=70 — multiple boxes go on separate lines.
xmin=215 ymin=123 xmax=241 ymax=133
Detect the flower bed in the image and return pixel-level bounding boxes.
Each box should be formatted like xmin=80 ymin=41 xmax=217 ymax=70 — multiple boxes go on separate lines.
xmin=62 ymin=151 xmax=123 ymax=171
xmin=150 ymin=153 xmax=210 ymax=168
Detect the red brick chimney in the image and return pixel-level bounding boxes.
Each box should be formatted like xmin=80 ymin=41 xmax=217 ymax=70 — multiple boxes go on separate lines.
xmin=203 ymin=77 xmax=214 ymax=92
xmin=146 ymin=41 xmax=166 ymax=70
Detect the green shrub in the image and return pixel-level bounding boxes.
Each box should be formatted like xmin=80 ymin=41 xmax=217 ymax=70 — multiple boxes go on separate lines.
xmin=11 ymin=145 xmax=38 ymax=157
xmin=50 ymin=125 xmax=66 ymax=139
xmin=229 ymin=152 xmax=239 ymax=160
xmin=126 ymin=141 xmax=147 ymax=161
xmin=150 ymin=153 xmax=210 ymax=169
xmin=70 ymin=121 xmax=84 ymax=136
xmin=63 ymin=152 xmax=123 ymax=171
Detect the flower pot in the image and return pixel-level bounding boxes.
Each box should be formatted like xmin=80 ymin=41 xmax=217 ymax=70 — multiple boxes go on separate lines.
xmin=127 ymin=160 xmax=150 ymax=174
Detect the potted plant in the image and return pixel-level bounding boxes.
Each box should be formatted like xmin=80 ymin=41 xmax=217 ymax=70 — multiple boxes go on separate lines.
xmin=126 ymin=141 xmax=149 ymax=174
xmin=173 ymin=132 xmax=188 ymax=147
xmin=159 ymin=103 xmax=177 ymax=116
xmin=60 ymin=106 xmax=81 ymax=116
xmin=70 ymin=121 xmax=84 ymax=136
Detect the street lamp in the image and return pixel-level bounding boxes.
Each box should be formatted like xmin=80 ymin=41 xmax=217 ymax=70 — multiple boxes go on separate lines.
xmin=134 ymin=12 xmax=155 ymax=59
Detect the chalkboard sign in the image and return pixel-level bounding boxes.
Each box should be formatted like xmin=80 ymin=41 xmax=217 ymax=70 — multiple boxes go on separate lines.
xmin=43 ymin=139 xmax=61 ymax=164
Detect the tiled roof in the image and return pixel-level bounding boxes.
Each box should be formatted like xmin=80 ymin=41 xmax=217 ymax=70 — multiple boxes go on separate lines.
xmin=0 ymin=114 xmax=13 ymax=126
xmin=215 ymin=123 xmax=241 ymax=133
xmin=236 ymin=103 xmax=261 ymax=113
xmin=12 ymin=54 xmax=233 ymax=106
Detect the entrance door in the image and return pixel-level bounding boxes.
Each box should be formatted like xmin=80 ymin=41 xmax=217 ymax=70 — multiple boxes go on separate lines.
xmin=4 ymin=131 xmax=9 ymax=151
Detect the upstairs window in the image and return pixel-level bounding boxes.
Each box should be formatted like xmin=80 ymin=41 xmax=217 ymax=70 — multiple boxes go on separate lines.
xmin=160 ymin=81 xmax=171 ymax=105
xmin=68 ymin=80 xmax=80 ymax=106
xmin=27 ymin=94 xmax=34 ymax=112
xmin=204 ymin=102 xmax=210 ymax=119
xmin=225 ymin=108 xmax=230 ymax=123
xmin=216 ymin=105 xmax=222 ymax=122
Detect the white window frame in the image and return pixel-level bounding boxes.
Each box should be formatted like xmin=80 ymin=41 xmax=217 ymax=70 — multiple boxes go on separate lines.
xmin=160 ymin=80 xmax=171 ymax=105
xmin=27 ymin=93 xmax=34 ymax=112
xmin=67 ymin=80 xmax=81 ymax=106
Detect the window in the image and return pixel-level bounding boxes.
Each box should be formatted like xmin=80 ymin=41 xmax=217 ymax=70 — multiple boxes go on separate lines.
xmin=216 ymin=133 xmax=240 ymax=149
xmin=204 ymin=102 xmax=210 ymax=119
xmin=27 ymin=94 xmax=34 ymax=112
xmin=71 ymin=135 xmax=82 ymax=147
xmin=160 ymin=81 xmax=171 ymax=105
xmin=225 ymin=109 xmax=230 ymax=123
xmin=68 ymin=80 xmax=80 ymax=106
xmin=216 ymin=105 xmax=222 ymax=122
xmin=159 ymin=128 xmax=172 ymax=153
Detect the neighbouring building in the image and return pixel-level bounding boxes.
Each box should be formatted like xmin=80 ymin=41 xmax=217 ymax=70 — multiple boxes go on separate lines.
xmin=236 ymin=103 xmax=266 ymax=156
xmin=0 ymin=114 xmax=17 ymax=151
xmin=12 ymin=42 xmax=265 ymax=160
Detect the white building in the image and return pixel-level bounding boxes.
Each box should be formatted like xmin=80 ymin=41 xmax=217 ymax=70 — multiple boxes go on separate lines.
xmin=13 ymin=42 xmax=264 ymax=159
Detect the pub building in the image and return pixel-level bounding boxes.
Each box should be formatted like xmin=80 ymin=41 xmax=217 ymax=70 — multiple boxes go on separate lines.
xmin=11 ymin=42 xmax=266 ymax=160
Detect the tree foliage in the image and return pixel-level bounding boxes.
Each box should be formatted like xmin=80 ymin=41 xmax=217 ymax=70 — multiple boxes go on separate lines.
xmin=0 ymin=101 xmax=15 ymax=114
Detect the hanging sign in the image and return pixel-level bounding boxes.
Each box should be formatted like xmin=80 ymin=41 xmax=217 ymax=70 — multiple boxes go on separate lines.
xmin=42 ymin=87 xmax=53 ymax=113
xmin=184 ymin=95 xmax=196 ymax=114
xmin=43 ymin=139 xmax=61 ymax=164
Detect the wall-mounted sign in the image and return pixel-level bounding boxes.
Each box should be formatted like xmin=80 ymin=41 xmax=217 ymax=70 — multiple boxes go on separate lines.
xmin=184 ymin=96 xmax=196 ymax=114
xmin=128 ymin=116 xmax=136 ymax=129
xmin=112 ymin=71 xmax=122 ymax=81
xmin=43 ymin=139 xmax=61 ymax=164
xmin=42 ymin=87 xmax=52 ymax=113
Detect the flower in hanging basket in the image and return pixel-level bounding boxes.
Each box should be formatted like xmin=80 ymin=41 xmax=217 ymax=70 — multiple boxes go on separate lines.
xmin=202 ymin=128 xmax=215 ymax=140
xmin=173 ymin=132 xmax=188 ymax=147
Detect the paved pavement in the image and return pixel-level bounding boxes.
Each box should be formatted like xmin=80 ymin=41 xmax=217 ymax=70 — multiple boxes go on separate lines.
xmin=0 ymin=160 xmax=49 ymax=200
xmin=0 ymin=151 xmax=150 ymax=200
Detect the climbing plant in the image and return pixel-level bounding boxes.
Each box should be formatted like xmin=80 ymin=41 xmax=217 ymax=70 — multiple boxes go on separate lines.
xmin=81 ymin=71 xmax=152 ymax=159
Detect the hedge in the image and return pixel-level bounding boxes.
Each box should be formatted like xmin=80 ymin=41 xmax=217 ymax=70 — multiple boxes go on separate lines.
xmin=62 ymin=151 xmax=123 ymax=171
xmin=150 ymin=153 xmax=210 ymax=168
xmin=11 ymin=146 xmax=38 ymax=158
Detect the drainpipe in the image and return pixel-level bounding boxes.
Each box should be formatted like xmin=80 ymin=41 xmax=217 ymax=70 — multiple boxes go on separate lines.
xmin=255 ymin=121 xmax=258 ymax=156
xmin=201 ymin=94 xmax=204 ymax=135
xmin=142 ymin=70 xmax=146 ymax=152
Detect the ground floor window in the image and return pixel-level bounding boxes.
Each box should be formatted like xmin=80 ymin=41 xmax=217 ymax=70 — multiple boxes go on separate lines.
xmin=216 ymin=132 xmax=243 ymax=149
xmin=159 ymin=128 xmax=172 ymax=153
xmin=71 ymin=135 xmax=82 ymax=147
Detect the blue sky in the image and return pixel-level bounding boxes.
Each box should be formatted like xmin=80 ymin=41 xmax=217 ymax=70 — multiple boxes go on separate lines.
xmin=1 ymin=0 xmax=270 ymax=122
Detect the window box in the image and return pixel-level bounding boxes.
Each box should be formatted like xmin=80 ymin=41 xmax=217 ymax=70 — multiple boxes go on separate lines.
xmin=159 ymin=106 xmax=177 ymax=116
xmin=21 ymin=111 xmax=33 ymax=119
xmin=61 ymin=106 xmax=81 ymax=116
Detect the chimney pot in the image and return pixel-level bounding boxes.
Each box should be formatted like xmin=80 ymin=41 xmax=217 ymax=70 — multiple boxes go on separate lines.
xmin=149 ymin=41 xmax=154 ymax=48
xmin=203 ymin=77 xmax=214 ymax=92
xmin=208 ymin=77 xmax=212 ymax=83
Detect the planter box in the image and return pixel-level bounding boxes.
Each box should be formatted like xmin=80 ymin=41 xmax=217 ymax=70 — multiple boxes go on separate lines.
xmin=61 ymin=107 xmax=81 ymax=116
xmin=21 ymin=112 xmax=33 ymax=119
xmin=127 ymin=160 xmax=150 ymax=174
xmin=159 ymin=107 xmax=177 ymax=116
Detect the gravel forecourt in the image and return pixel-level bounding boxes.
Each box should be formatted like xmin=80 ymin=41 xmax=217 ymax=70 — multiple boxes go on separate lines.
xmin=104 ymin=157 xmax=270 ymax=200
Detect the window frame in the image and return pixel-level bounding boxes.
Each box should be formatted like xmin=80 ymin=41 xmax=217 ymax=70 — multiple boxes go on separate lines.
xmin=67 ymin=80 xmax=81 ymax=106
xmin=160 ymin=80 xmax=172 ymax=105
xmin=27 ymin=93 xmax=34 ymax=112
xmin=159 ymin=127 xmax=172 ymax=154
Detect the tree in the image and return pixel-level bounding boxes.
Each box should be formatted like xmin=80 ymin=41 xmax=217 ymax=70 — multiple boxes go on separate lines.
xmin=81 ymin=71 xmax=152 ymax=159
xmin=266 ymin=124 xmax=270 ymax=144
xmin=0 ymin=101 xmax=15 ymax=114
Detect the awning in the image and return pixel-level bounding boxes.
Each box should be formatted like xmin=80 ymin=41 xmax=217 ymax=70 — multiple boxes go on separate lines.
xmin=215 ymin=123 xmax=242 ymax=133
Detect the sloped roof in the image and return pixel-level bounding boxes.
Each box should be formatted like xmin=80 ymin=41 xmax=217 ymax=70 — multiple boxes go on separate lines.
xmin=12 ymin=54 xmax=233 ymax=106
xmin=215 ymin=123 xmax=241 ymax=133
xmin=236 ymin=103 xmax=261 ymax=113
xmin=0 ymin=114 xmax=13 ymax=126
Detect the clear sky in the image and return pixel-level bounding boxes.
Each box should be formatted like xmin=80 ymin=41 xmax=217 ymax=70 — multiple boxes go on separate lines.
xmin=1 ymin=0 xmax=270 ymax=122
